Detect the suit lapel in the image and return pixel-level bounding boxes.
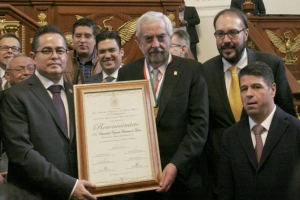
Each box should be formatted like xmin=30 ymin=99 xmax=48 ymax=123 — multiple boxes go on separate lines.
xmin=238 ymin=118 xmax=258 ymax=169
xmin=29 ymin=75 xmax=69 ymax=140
xmin=258 ymin=108 xmax=289 ymax=168
xmin=212 ymin=57 xmax=236 ymax=123
xmin=156 ymin=59 xmax=182 ymax=123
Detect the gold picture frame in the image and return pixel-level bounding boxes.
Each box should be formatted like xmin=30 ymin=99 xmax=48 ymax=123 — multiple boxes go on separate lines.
xmin=74 ymin=80 xmax=161 ymax=197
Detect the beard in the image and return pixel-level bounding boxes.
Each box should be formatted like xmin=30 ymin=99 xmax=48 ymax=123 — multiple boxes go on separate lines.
xmin=142 ymin=47 xmax=168 ymax=64
xmin=218 ymin=41 xmax=246 ymax=65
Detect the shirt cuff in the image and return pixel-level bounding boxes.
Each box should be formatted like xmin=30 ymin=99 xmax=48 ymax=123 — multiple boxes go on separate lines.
xmin=68 ymin=179 xmax=78 ymax=200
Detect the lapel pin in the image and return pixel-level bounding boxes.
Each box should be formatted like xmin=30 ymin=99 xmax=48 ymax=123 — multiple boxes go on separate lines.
xmin=69 ymin=89 xmax=73 ymax=93
xmin=174 ymin=71 xmax=177 ymax=75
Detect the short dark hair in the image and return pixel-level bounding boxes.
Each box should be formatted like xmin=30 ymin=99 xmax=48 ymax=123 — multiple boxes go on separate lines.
xmin=213 ymin=8 xmax=248 ymax=29
xmin=32 ymin=25 xmax=68 ymax=52
xmin=72 ymin=18 xmax=99 ymax=38
xmin=96 ymin=31 xmax=122 ymax=50
xmin=239 ymin=61 xmax=274 ymax=87
xmin=0 ymin=33 xmax=21 ymax=48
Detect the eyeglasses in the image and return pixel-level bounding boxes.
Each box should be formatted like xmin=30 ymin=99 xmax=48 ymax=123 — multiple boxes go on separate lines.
xmin=35 ymin=48 xmax=68 ymax=58
xmin=7 ymin=64 xmax=35 ymax=74
xmin=0 ymin=45 xmax=21 ymax=53
xmin=214 ymin=28 xmax=246 ymax=39
xmin=170 ymin=43 xmax=182 ymax=48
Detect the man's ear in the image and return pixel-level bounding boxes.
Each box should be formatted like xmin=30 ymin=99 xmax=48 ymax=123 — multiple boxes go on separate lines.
xmin=30 ymin=52 xmax=37 ymax=64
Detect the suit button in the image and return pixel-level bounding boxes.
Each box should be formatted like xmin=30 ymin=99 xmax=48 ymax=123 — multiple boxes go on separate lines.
xmin=69 ymin=148 xmax=74 ymax=153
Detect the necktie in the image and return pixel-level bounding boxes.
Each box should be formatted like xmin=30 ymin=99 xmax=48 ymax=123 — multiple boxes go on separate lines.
xmin=228 ymin=66 xmax=243 ymax=122
xmin=253 ymin=124 xmax=264 ymax=163
xmin=152 ymin=68 xmax=159 ymax=88
xmin=105 ymin=76 xmax=115 ymax=82
xmin=48 ymin=85 xmax=68 ymax=133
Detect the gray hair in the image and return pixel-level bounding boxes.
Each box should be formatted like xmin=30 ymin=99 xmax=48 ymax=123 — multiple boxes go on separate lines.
xmin=172 ymin=29 xmax=190 ymax=57
xmin=136 ymin=11 xmax=173 ymax=42
xmin=6 ymin=53 xmax=32 ymax=70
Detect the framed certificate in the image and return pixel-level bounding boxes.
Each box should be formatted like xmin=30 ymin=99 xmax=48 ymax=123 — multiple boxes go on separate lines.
xmin=74 ymin=80 xmax=161 ymax=197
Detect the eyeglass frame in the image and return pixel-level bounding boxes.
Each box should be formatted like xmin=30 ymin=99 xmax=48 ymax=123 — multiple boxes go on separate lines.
xmin=6 ymin=64 xmax=36 ymax=74
xmin=170 ymin=43 xmax=182 ymax=48
xmin=35 ymin=48 xmax=69 ymax=58
xmin=214 ymin=28 xmax=247 ymax=39
xmin=0 ymin=45 xmax=21 ymax=53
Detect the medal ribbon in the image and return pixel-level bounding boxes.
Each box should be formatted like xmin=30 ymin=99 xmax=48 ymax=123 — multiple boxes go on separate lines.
xmin=143 ymin=53 xmax=172 ymax=107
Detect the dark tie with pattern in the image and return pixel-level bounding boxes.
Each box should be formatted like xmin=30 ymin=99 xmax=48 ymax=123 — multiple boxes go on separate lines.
xmin=48 ymin=85 xmax=68 ymax=133
xmin=105 ymin=76 xmax=115 ymax=82
xmin=253 ymin=124 xmax=264 ymax=163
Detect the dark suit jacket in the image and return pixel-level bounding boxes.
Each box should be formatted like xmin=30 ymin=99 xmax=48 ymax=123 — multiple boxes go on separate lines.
xmin=117 ymin=56 xmax=208 ymax=187
xmin=184 ymin=6 xmax=200 ymax=43
xmin=86 ymin=71 xmax=104 ymax=83
xmin=217 ymin=107 xmax=300 ymax=200
xmin=230 ymin=0 xmax=266 ymax=16
xmin=203 ymin=49 xmax=297 ymax=186
xmin=0 ymin=74 xmax=77 ymax=200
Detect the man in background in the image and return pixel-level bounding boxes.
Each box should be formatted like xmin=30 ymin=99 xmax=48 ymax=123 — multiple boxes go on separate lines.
xmin=1 ymin=25 xmax=96 ymax=200
xmin=178 ymin=0 xmax=200 ymax=60
xmin=86 ymin=31 xmax=124 ymax=83
xmin=0 ymin=53 xmax=35 ymax=181
xmin=218 ymin=61 xmax=300 ymax=199
xmin=203 ymin=8 xmax=296 ymax=198
xmin=230 ymin=0 xmax=266 ymax=16
xmin=118 ymin=11 xmax=208 ymax=200
xmin=64 ymin=18 xmax=102 ymax=84
xmin=0 ymin=33 xmax=21 ymax=89
xmin=169 ymin=29 xmax=190 ymax=58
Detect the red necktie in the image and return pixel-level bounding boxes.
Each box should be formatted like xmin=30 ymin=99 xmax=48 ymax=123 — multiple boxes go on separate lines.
xmin=253 ymin=124 xmax=264 ymax=163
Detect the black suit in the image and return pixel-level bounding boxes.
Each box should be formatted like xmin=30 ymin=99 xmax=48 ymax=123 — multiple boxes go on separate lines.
xmin=230 ymin=0 xmax=266 ymax=16
xmin=86 ymin=71 xmax=104 ymax=83
xmin=183 ymin=6 xmax=200 ymax=60
xmin=117 ymin=56 xmax=208 ymax=199
xmin=218 ymin=107 xmax=300 ymax=200
xmin=203 ymin=49 xmax=296 ymax=195
xmin=1 ymin=74 xmax=77 ymax=200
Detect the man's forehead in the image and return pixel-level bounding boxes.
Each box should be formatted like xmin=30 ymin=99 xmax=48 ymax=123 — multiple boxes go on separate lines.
xmin=0 ymin=37 xmax=20 ymax=45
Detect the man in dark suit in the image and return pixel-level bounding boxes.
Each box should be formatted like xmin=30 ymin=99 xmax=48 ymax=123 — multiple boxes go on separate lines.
xmin=178 ymin=0 xmax=200 ymax=60
xmin=117 ymin=11 xmax=208 ymax=200
xmin=230 ymin=0 xmax=266 ymax=16
xmin=1 ymin=25 xmax=96 ymax=200
xmin=0 ymin=53 xmax=35 ymax=183
xmin=86 ymin=31 xmax=124 ymax=83
xmin=203 ymin=8 xmax=296 ymax=197
xmin=217 ymin=61 xmax=300 ymax=199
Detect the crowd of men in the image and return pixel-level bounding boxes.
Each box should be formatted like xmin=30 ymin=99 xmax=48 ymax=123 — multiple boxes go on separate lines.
xmin=0 ymin=3 xmax=299 ymax=200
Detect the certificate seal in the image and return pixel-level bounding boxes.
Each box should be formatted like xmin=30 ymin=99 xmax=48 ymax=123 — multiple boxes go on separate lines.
xmin=110 ymin=96 xmax=119 ymax=107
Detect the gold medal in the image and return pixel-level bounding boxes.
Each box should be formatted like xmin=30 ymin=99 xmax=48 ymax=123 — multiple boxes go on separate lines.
xmin=154 ymin=107 xmax=159 ymax=118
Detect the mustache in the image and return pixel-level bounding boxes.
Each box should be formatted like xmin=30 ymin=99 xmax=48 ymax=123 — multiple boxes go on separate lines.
xmin=149 ymin=47 xmax=164 ymax=53
xmin=221 ymin=43 xmax=235 ymax=49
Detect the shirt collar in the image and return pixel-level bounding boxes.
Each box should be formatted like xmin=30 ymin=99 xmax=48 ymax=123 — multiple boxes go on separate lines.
xmin=223 ymin=48 xmax=248 ymax=72
xmin=102 ymin=66 xmax=122 ymax=80
xmin=35 ymin=70 xmax=65 ymax=89
xmin=75 ymin=49 xmax=96 ymax=65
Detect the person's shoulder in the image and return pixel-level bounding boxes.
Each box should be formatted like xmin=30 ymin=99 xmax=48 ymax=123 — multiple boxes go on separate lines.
xmin=203 ymin=55 xmax=222 ymax=69
xmin=224 ymin=117 xmax=248 ymax=136
xmin=122 ymin=58 xmax=144 ymax=69
xmin=251 ymin=50 xmax=281 ymax=61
